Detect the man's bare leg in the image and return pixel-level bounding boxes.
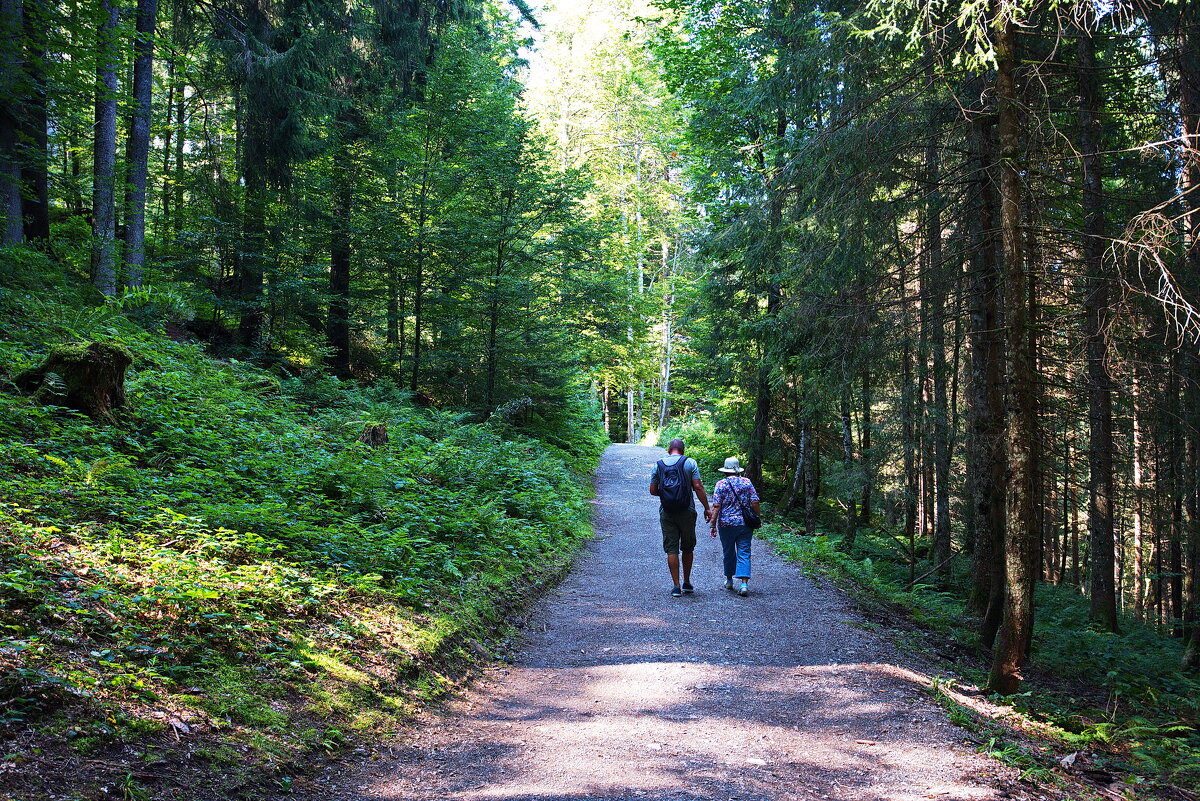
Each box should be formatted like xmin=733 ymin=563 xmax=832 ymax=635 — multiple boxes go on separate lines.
xmin=682 ymin=551 xmax=694 ymax=585
xmin=667 ymin=553 xmax=681 ymax=586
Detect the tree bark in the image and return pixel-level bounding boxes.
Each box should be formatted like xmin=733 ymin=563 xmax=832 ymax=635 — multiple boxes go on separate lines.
xmin=1134 ymin=371 xmax=1149 ymax=618
xmin=804 ymin=426 xmax=820 ymax=535
xmin=900 ymin=251 xmax=919 ymax=573
xmin=18 ymin=342 xmax=132 ymax=419
xmin=19 ymin=0 xmax=48 ymax=242
xmin=966 ymin=114 xmax=1007 ymax=650
xmin=859 ymin=368 xmax=873 ymax=527
xmin=172 ymin=72 xmax=186 ymax=234
xmin=484 ymin=187 xmax=512 ymax=413
xmin=660 ymin=241 xmax=674 ymax=429
xmin=989 ymin=13 xmax=1038 ymax=696
xmin=327 ymin=167 xmax=353 ymax=376
xmin=0 ymin=0 xmax=22 ymax=245
xmin=410 ymin=128 xmax=433 ymax=393
xmin=931 ymin=237 xmax=950 ymax=575
xmin=1078 ymin=27 xmax=1119 ymax=632
xmin=783 ymin=410 xmax=807 ymax=514
xmin=236 ymin=1 xmax=275 ymax=348
xmin=1175 ymin=0 xmax=1200 ymax=669
xmin=92 ymin=0 xmax=120 ymax=296
xmin=122 ymin=0 xmax=157 ymax=288
xmin=841 ymin=386 xmax=858 ymax=548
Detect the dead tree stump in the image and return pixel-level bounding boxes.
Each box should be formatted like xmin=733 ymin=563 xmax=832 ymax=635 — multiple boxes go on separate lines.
xmin=18 ymin=341 xmax=134 ymax=419
xmin=357 ymin=423 xmax=388 ymax=447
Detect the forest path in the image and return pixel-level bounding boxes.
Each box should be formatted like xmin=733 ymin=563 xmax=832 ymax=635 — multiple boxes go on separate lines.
xmin=312 ymin=444 xmax=1035 ymax=801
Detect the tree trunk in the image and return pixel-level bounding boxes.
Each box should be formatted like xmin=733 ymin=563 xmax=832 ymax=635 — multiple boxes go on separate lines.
xmin=626 ymin=386 xmax=636 ymax=443
xmin=1078 ymin=27 xmax=1119 ymax=632
xmin=240 ymin=176 xmax=266 ymax=347
xmin=236 ymin=3 xmax=275 ymax=349
xmin=92 ymin=0 xmax=120 ymax=295
xmin=930 ymin=256 xmax=952 ymax=575
xmin=1170 ymin=400 xmax=1185 ymax=636
xmin=783 ymin=413 xmax=808 ymax=514
xmin=1185 ymin=422 xmax=1200 ymax=666
xmin=484 ymin=232 xmax=506 ymax=413
xmin=1175 ymin=0 xmax=1200 ymax=669
xmin=409 ymin=153 xmax=431 ymax=393
xmin=1134 ymin=371 xmax=1148 ymax=618
xmin=357 ymin=424 xmax=388 ymax=447
xmin=18 ymin=342 xmax=132 ymax=419
xmin=900 ymin=254 xmax=919 ymax=573
xmin=0 ymin=0 xmax=22 ymax=245
xmin=387 ymin=262 xmax=401 ymax=346
xmin=966 ymin=116 xmax=1007 ymax=648
xmin=159 ymin=76 xmax=175 ymax=233
xmin=924 ymin=72 xmax=952 ymax=576
xmin=660 ymin=240 xmax=674 ymax=430
xmin=172 ymin=73 xmax=186 ymax=234
xmin=19 ymin=0 xmax=48 ymax=242
xmin=859 ymin=368 xmax=873 ymax=527
xmin=804 ymin=428 xmax=820 ymax=535
xmin=989 ymin=14 xmax=1038 ymax=696
xmin=602 ymin=385 xmax=610 ymax=439
xmin=841 ymin=386 xmax=858 ymax=548
xmin=122 ymin=0 xmax=156 ymax=287
xmin=326 ymin=167 xmax=353 ymax=376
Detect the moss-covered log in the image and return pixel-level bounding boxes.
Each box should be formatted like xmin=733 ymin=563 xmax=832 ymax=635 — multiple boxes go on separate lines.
xmin=18 ymin=341 xmax=133 ymax=418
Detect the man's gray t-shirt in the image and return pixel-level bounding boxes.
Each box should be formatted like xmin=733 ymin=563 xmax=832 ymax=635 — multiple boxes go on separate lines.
xmin=650 ymin=454 xmax=701 ymax=511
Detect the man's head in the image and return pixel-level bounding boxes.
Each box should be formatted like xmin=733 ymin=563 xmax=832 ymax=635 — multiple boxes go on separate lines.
xmin=667 ymin=438 xmax=685 ymax=455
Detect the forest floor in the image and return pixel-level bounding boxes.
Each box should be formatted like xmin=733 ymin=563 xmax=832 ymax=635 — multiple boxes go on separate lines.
xmin=299 ymin=444 xmax=1055 ymax=801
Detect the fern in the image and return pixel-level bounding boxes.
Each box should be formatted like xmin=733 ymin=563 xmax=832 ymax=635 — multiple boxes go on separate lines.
xmin=106 ymin=286 xmax=193 ymax=321
xmin=42 ymin=454 xmax=129 ymax=486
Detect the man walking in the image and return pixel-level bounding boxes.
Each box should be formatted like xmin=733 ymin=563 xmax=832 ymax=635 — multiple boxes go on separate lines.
xmin=650 ymin=439 xmax=711 ymax=597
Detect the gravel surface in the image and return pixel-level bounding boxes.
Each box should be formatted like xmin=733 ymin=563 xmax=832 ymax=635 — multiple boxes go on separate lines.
xmin=310 ymin=444 xmax=1041 ymax=801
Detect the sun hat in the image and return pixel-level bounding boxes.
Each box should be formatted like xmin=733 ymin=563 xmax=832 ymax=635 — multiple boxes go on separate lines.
xmin=717 ymin=456 xmax=744 ymax=474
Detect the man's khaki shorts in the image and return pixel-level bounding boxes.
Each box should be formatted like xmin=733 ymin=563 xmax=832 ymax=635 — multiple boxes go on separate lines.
xmin=659 ymin=507 xmax=698 ymax=555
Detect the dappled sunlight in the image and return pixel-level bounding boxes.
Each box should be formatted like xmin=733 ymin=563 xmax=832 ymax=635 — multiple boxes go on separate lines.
xmin=334 ymin=446 xmax=1017 ymax=801
xmin=366 ymin=657 xmax=999 ymax=801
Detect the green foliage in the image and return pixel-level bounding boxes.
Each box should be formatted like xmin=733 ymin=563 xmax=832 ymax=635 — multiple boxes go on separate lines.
xmin=758 ymin=521 xmax=1200 ymax=786
xmin=660 ymin=416 xmax=743 ymax=486
xmin=0 ymin=285 xmax=603 ymax=786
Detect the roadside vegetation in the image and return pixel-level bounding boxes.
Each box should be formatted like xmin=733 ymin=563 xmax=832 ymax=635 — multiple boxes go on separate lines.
xmin=664 ymin=420 xmax=1200 ymax=797
xmin=0 ymin=260 xmax=605 ymax=799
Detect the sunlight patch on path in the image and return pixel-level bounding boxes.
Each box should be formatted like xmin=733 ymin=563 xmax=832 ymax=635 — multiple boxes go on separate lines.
xmin=328 ymin=445 xmax=1030 ymax=801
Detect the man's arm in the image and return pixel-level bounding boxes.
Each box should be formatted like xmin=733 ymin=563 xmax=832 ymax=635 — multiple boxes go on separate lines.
xmin=692 ymin=478 xmax=711 ymax=519
xmin=649 ymin=482 xmax=659 ymax=497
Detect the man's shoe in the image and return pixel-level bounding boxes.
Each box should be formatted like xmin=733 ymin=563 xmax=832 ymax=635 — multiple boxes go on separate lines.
xmin=738 ymin=582 xmax=749 ymax=596
xmin=681 ymin=583 xmax=694 ymax=594
xmin=671 ymin=586 xmax=683 ymax=597
xmin=723 ymin=578 xmax=734 ymax=591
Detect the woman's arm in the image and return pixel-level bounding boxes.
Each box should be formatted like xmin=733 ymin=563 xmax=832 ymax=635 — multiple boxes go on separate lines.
xmin=709 ymin=480 xmax=722 ymax=536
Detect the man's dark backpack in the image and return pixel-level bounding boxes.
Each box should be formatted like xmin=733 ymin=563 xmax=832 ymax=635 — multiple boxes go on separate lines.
xmin=657 ymin=457 xmax=692 ymax=512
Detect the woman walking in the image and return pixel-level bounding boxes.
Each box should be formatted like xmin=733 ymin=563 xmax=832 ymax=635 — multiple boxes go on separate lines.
xmin=709 ymin=457 xmax=761 ymax=596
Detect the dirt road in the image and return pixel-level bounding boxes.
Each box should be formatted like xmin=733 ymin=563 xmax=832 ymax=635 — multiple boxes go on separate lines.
xmin=312 ymin=444 xmax=1036 ymax=801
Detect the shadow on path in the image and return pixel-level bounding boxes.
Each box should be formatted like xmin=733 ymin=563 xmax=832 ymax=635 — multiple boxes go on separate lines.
xmin=312 ymin=445 xmax=1035 ymax=801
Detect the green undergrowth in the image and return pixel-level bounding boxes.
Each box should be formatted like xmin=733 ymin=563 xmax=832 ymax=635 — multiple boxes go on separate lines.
xmin=661 ymin=414 xmax=1198 ymax=792
xmin=761 ymin=524 xmax=1200 ymax=794
xmin=0 ymin=258 xmax=606 ymax=798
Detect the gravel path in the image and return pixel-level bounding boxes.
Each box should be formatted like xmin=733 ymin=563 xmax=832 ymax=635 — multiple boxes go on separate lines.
xmin=312 ymin=444 xmax=1037 ymax=801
